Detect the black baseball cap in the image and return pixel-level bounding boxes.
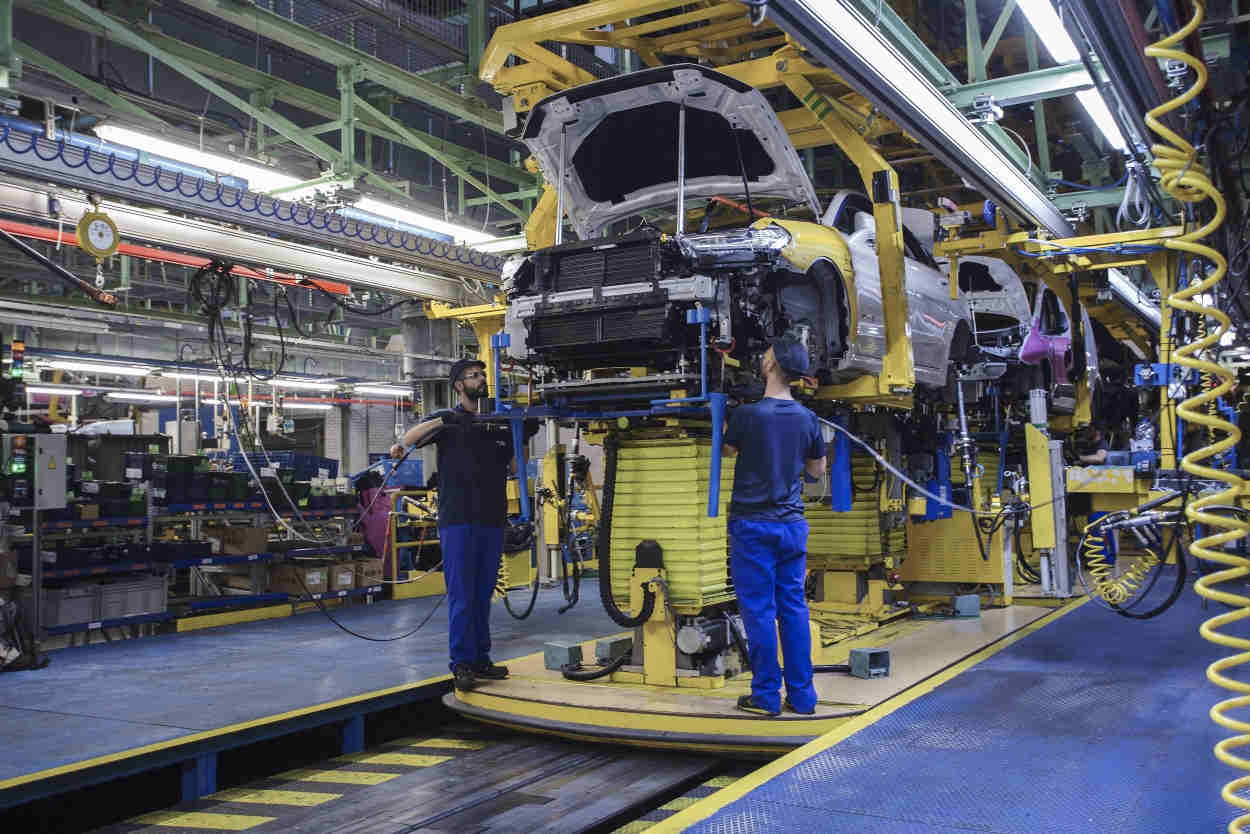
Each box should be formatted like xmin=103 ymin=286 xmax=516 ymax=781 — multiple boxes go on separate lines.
xmin=449 ymin=357 xmax=486 ymax=386
xmin=769 ymin=336 xmax=810 ymax=378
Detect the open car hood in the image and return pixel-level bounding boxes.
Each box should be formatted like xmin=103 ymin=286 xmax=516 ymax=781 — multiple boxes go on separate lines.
xmin=521 ymin=64 xmax=820 ymax=239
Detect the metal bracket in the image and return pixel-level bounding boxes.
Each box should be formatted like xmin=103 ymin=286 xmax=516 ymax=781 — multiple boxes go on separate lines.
xmin=1133 ymin=362 xmax=1189 ymax=386
xmin=969 ymin=94 xmax=1003 ymax=124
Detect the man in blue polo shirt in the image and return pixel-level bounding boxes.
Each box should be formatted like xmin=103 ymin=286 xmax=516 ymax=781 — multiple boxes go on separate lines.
xmin=724 ymin=337 xmax=826 ymax=716
xmin=391 ymin=357 xmax=515 ymax=692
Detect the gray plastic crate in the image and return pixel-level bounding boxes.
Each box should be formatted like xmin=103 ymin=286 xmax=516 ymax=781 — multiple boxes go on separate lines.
xmin=98 ymin=574 xmax=167 ymax=620
xmin=22 ymin=581 xmax=100 ymax=627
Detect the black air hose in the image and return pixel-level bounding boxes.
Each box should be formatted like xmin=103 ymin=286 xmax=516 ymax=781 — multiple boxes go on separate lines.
xmin=502 ymin=541 xmax=540 ymax=620
xmin=561 ymin=651 xmax=631 ymax=681
xmin=598 ymin=438 xmax=657 ymax=628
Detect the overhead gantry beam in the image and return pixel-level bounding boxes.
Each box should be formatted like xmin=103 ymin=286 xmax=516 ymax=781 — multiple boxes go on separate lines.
xmin=170 ymin=0 xmax=505 ymax=135
xmin=20 ymin=1 xmax=539 ymax=209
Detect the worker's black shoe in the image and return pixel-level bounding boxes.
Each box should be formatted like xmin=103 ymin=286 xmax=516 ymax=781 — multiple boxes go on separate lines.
xmin=784 ymin=698 xmax=815 ymax=715
xmin=473 ymin=662 xmax=509 ymax=680
xmin=452 ymin=663 xmax=477 ymax=691
xmin=736 ymin=695 xmax=781 ymax=717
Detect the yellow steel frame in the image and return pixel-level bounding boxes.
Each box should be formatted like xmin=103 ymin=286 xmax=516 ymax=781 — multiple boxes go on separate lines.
xmin=427 ymin=300 xmax=507 ymax=403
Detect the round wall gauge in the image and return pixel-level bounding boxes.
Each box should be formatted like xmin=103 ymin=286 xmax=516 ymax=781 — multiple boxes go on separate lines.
xmin=76 ymin=211 xmax=119 ymax=259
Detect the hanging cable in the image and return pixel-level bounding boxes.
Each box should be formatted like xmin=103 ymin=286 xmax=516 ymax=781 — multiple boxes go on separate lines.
xmin=1144 ymin=4 xmax=1250 ymax=828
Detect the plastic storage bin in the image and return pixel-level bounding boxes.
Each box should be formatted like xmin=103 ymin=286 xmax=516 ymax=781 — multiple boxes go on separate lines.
xmin=98 ymin=575 xmax=167 ymax=620
xmin=23 ymin=581 xmax=100 ymax=627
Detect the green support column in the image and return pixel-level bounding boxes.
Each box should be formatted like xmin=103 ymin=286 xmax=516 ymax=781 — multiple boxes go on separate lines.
xmin=337 ymin=65 xmax=364 ymax=172
xmin=963 ymin=0 xmax=985 ymax=83
xmin=1025 ymin=30 xmax=1051 ymax=179
xmin=0 ymin=0 xmax=17 ymax=89
xmin=467 ymin=0 xmax=487 ymax=83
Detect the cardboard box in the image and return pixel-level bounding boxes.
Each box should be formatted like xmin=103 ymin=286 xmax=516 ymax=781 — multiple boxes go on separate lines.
xmin=204 ymin=525 xmax=271 ymax=556
xmin=268 ymin=564 xmax=326 ymax=596
xmin=355 ymin=558 xmax=384 ymax=582
xmin=327 ymin=562 xmax=356 ymax=592
xmin=0 ymin=551 xmax=16 ymax=589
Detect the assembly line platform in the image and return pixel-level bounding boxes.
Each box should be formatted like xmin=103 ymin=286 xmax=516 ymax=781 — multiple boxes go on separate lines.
xmin=0 ymin=588 xmax=618 ymax=810
xmin=660 ymin=575 xmax=1234 ymax=832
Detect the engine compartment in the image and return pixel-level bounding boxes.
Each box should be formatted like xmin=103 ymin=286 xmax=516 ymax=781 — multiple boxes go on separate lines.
xmin=501 ymin=221 xmax=852 ymax=401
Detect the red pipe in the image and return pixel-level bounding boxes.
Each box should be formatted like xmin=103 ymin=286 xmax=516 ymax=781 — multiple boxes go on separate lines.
xmin=0 ymin=218 xmax=351 ymax=295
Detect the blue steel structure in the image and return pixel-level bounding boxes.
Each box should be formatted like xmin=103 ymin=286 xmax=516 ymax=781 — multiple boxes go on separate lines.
xmin=485 ymin=313 xmax=729 ymax=522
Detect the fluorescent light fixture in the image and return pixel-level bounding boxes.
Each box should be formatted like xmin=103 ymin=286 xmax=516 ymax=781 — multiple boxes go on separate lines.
xmin=106 ymin=392 xmax=180 ymax=404
xmin=279 ymin=402 xmax=334 ymax=411
xmin=94 ymin=125 xmax=295 ymax=192
xmin=767 ymin=0 xmax=1072 ymax=234
xmin=271 ymin=378 xmax=340 ymax=391
xmin=354 ymin=197 xmax=495 ymax=246
xmin=202 ymin=398 xmax=244 ymax=406
xmin=0 ymin=312 xmax=110 ymax=334
xmin=353 ymin=385 xmax=413 ymax=397
xmin=95 ymin=125 xmax=501 ymax=245
xmin=168 ymin=372 xmax=228 ymax=384
xmin=45 ymin=360 xmax=155 ymax=376
xmin=26 ymin=385 xmax=84 ymax=396
xmin=472 ymin=234 xmax=528 ymax=254
xmin=1015 ymin=0 xmax=1127 ymax=150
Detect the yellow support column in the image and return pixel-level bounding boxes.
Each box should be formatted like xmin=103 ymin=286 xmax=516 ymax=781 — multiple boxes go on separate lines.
xmin=631 ymin=568 xmax=676 ymax=687
xmin=782 ymin=64 xmax=915 ymax=399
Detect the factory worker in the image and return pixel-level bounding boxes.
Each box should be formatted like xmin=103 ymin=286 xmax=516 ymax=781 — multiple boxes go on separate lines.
xmin=391 ymin=357 xmax=515 ymax=692
xmin=723 ymin=337 xmax=826 ymax=716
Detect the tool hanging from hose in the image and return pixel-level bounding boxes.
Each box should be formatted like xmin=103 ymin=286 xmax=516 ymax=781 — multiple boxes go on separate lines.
xmin=0 ymin=227 xmax=117 ymax=307
xmin=1144 ymin=3 xmax=1250 ymax=829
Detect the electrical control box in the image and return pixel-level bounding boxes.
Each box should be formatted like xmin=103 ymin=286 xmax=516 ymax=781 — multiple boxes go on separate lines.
xmin=34 ymin=434 xmax=67 ymax=510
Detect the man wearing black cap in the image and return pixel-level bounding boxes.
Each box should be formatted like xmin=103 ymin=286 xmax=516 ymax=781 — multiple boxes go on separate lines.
xmin=391 ymin=357 xmax=515 ymax=691
xmin=723 ymin=337 xmax=826 ymax=717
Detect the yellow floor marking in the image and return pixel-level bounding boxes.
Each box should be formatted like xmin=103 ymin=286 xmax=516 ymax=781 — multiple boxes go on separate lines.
xmin=211 ymin=788 xmax=341 ymax=806
xmin=658 ymin=797 xmax=699 ymax=812
xmin=612 ymin=821 xmax=655 ymax=834
xmin=338 ymin=752 xmax=452 ymax=767
xmin=131 ymin=811 xmax=275 ymax=830
xmin=703 ymin=776 xmax=736 ymax=788
xmin=278 ymin=768 xmax=400 ymax=786
xmin=647 ymin=597 xmax=1090 ymax=833
xmin=405 ymin=737 xmax=486 ymax=750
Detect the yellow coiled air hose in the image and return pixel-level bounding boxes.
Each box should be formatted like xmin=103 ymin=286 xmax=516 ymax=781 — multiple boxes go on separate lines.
xmin=1145 ymin=3 xmax=1250 ymax=829
xmin=1080 ymin=518 xmax=1160 ymax=604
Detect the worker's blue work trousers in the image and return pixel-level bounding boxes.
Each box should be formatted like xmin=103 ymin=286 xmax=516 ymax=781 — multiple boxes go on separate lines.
xmin=440 ymin=524 xmax=504 ymax=670
xmin=729 ymin=517 xmax=817 ymax=714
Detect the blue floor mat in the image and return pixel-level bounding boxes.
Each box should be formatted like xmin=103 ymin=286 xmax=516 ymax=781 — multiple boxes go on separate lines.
xmin=0 ymin=586 xmax=617 ymax=783
xmin=692 ymin=577 xmax=1240 ymax=833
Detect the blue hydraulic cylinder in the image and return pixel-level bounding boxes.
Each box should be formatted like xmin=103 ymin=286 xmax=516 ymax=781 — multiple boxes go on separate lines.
xmin=829 ymin=416 xmax=852 ymax=512
xmin=708 ymin=392 xmax=727 ymax=518
xmin=510 ymin=416 xmax=531 ymax=522
xmin=924 ymin=435 xmax=953 ymax=521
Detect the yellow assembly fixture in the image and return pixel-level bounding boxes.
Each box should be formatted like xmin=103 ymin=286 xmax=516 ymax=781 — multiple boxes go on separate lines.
xmin=1144 ymin=3 xmax=1250 ymax=829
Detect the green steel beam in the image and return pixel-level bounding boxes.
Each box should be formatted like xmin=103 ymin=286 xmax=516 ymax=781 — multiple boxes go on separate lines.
xmin=466 ymin=0 xmax=487 ymax=86
xmin=354 ymin=96 xmax=528 ymax=220
xmin=464 ymin=187 xmax=542 ymax=206
xmin=17 ymin=1 xmax=537 ymax=191
xmin=963 ymin=0 xmax=985 ymax=83
xmin=174 ymin=0 xmax=504 ymax=135
xmin=1052 ymin=188 xmax=1125 ymax=210
xmin=946 ymin=62 xmax=1099 ymax=109
xmin=1025 ymin=30 xmax=1050 ymax=181
xmin=981 ymin=0 xmax=1017 ymax=64
xmin=56 ymin=0 xmax=356 ymax=173
xmin=843 ymin=0 xmax=1042 ymax=188
xmin=16 ymin=41 xmax=167 ymax=125
xmin=0 ymin=0 xmax=15 ymax=88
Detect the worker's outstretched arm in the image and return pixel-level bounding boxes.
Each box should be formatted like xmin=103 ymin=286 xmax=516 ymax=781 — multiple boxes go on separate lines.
xmin=390 ymin=415 xmax=446 ymax=457
xmin=804 ymin=454 xmax=826 ymax=481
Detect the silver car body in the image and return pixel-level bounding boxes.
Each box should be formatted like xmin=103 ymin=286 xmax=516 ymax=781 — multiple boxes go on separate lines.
xmin=508 ymin=66 xmax=970 ymax=389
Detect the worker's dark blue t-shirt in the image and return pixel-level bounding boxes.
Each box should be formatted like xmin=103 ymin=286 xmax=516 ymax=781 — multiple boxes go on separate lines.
xmin=725 ymin=397 xmax=826 ymax=521
xmin=428 ymin=406 xmax=513 ymax=528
